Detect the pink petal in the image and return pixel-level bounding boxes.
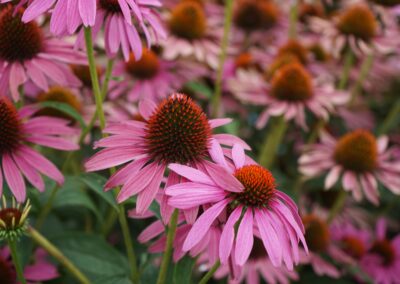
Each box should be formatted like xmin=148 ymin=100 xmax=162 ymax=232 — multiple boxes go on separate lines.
xmin=168 ymin=163 xmax=214 ymax=185
xmin=203 ymin=161 xmax=243 ymax=193
xmin=139 ymin=99 xmax=157 ymax=120
xmin=12 ymin=153 xmax=44 ymax=192
xmin=235 ymin=209 xmax=254 ymax=266
xmin=232 ymin=144 xmax=245 ymax=169
xmin=2 ymin=154 xmax=26 ymax=202
xmin=85 ymin=147 xmax=143 ymax=172
xmin=136 ymin=164 xmax=164 ymax=213
xmin=79 ymin=0 xmax=96 ymax=26
xmin=219 ymin=207 xmax=242 ymax=264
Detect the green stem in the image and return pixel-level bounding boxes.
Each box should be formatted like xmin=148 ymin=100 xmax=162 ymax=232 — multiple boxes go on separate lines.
xmin=259 ymin=116 xmax=288 ymax=169
xmin=84 ymin=27 xmax=106 ymax=129
xmin=8 ymin=239 xmax=27 ymax=284
xmin=327 ymin=190 xmax=347 ymax=224
xmin=156 ymin=210 xmax=179 ymax=284
xmin=377 ymin=99 xmax=400 ymax=136
xmin=212 ymin=0 xmax=234 ymax=118
xmin=28 ymin=227 xmax=90 ymax=284
xmin=289 ymin=0 xmax=298 ymax=39
xmin=338 ymin=49 xmax=355 ymax=90
xmin=198 ymin=260 xmax=221 ymax=284
xmin=349 ymin=53 xmax=374 ymax=105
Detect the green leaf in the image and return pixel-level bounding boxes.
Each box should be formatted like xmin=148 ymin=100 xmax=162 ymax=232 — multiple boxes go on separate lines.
xmin=50 ymin=232 xmax=130 ymax=280
xmin=39 ymin=101 xmax=86 ymax=128
xmin=52 ymin=176 xmax=101 ymax=220
xmin=80 ymin=173 xmax=119 ymax=212
xmin=92 ymin=276 xmax=131 ymax=284
xmin=185 ymin=81 xmax=213 ymax=99
xmin=173 ymin=256 xmax=196 ymax=284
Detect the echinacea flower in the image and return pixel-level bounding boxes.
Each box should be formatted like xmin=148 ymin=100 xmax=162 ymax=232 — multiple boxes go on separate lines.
xmin=85 ymin=94 xmax=249 ymax=216
xmin=1 ymin=0 xmax=96 ymax=35
xmin=0 ymin=98 xmax=78 ymax=202
xmin=162 ymin=1 xmax=223 ymax=69
xmin=360 ymin=218 xmax=400 ymax=284
xmin=300 ymin=214 xmax=341 ymax=278
xmin=0 ymin=246 xmax=59 ymax=283
xmin=310 ymin=4 xmax=399 ymax=57
xmin=77 ymin=0 xmax=166 ymax=61
xmin=0 ymin=197 xmax=31 ymax=240
xmin=0 ymin=6 xmax=84 ymax=101
xmin=108 ymin=49 xmax=206 ymax=103
xmin=215 ymin=237 xmax=299 ymax=284
xmin=299 ymin=129 xmax=400 ymax=205
xmin=166 ymin=142 xmax=308 ymax=270
xmin=228 ymin=63 xmax=349 ymax=130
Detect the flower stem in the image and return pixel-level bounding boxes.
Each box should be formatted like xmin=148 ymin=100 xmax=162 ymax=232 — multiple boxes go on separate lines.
xmin=212 ymin=0 xmax=234 ymax=118
xmin=84 ymin=27 xmax=106 ymax=129
xmin=349 ymin=53 xmax=374 ymax=105
xmin=377 ymin=99 xmax=400 ymax=136
xmin=338 ymin=49 xmax=354 ymax=90
xmin=289 ymin=0 xmax=298 ymax=39
xmin=156 ymin=209 xmax=179 ymax=284
xmin=8 ymin=239 xmax=27 ymax=284
xmin=198 ymin=260 xmax=221 ymax=284
xmin=259 ymin=115 xmax=288 ymax=169
xmin=327 ymin=190 xmax=347 ymax=224
xmin=28 ymin=227 xmax=90 ymax=284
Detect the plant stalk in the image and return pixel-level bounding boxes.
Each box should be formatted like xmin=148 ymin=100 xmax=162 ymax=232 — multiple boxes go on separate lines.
xmin=8 ymin=239 xmax=27 ymax=284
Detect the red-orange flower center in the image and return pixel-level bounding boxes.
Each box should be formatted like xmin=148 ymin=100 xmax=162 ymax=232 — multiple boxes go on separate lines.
xmin=169 ymin=2 xmax=206 ymax=40
xmin=234 ymin=0 xmax=279 ymax=31
xmin=145 ymin=94 xmax=211 ymax=164
xmin=0 ymin=6 xmax=44 ymax=62
xmin=303 ymin=214 xmax=330 ymax=252
xmin=36 ymin=86 xmax=82 ymax=122
xmin=234 ymin=52 xmax=256 ymax=70
xmin=0 ymin=256 xmax=15 ymax=284
xmin=99 ymin=0 xmax=122 ymax=13
xmin=299 ymin=3 xmax=325 ymax=22
xmin=71 ymin=64 xmax=103 ymax=88
xmin=341 ymin=236 xmax=366 ymax=259
xmin=277 ymin=40 xmax=309 ymax=65
xmin=0 ymin=98 xmax=22 ymax=155
xmin=334 ymin=130 xmax=378 ymax=173
xmin=125 ymin=49 xmax=160 ymax=80
xmin=337 ymin=5 xmax=377 ymax=41
xmin=370 ymin=239 xmax=395 ymax=266
xmin=232 ymin=165 xmax=276 ymax=208
xmin=270 ymin=63 xmax=313 ymax=101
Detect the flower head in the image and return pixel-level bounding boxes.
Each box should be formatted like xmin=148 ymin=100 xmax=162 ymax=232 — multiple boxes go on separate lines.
xmin=233 ymin=0 xmax=279 ymax=32
xmin=299 ymin=130 xmax=400 ymax=205
xmin=166 ymin=142 xmax=307 ymax=269
xmin=0 ymin=197 xmax=30 ymax=241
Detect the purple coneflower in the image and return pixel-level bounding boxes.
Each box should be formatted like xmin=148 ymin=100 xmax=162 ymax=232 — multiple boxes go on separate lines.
xmin=166 ymin=143 xmax=308 ymax=269
xmin=0 ymin=6 xmax=84 ymax=101
xmin=0 ymin=98 xmax=78 ymax=202
xmin=85 ymin=94 xmax=249 ymax=216
xmin=299 ymin=130 xmax=400 ymax=205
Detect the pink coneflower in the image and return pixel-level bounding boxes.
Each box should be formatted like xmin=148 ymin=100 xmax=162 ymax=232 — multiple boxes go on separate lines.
xmin=108 ymin=48 xmax=206 ymax=103
xmin=0 ymin=0 xmax=96 ymax=35
xmin=85 ymin=94 xmax=249 ymax=216
xmin=299 ymin=129 xmax=400 ymax=205
xmin=76 ymin=0 xmax=166 ymax=61
xmin=0 ymin=98 xmax=78 ymax=202
xmin=228 ymin=63 xmax=349 ymax=130
xmin=361 ymin=218 xmax=400 ymax=284
xmin=0 ymin=6 xmax=84 ymax=101
xmin=166 ymin=143 xmax=308 ymax=270
xmin=215 ymin=237 xmax=299 ymax=284
xmin=300 ymin=214 xmax=341 ymax=278
xmin=0 ymin=247 xmax=59 ymax=283
xmin=161 ymin=1 xmax=223 ymax=69
xmin=310 ymin=4 xmax=399 ymax=57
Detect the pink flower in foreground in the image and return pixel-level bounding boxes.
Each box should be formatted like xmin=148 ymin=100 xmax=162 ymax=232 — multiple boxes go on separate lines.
xmin=85 ymin=94 xmax=249 ymax=216
xmin=299 ymin=130 xmax=400 ymax=205
xmin=0 ymin=247 xmax=59 ymax=283
xmin=166 ymin=143 xmax=308 ymax=270
xmin=77 ymin=0 xmax=166 ymax=61
xmin=1 ymin=0 xmax=96 ymax=35
xmin=0 ymin=98 xmax=78 ymax=202
xmin=0 ymin=6 xmax=84 ymax=101
xmin=228 ymin=63 xmax=349 ymax=130
xmin=361 ymin=218 xmax=400 ymax=284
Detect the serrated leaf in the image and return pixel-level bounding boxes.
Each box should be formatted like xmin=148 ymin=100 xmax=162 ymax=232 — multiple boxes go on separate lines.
xmin=173 ymin=256 xmax=196 ymax=284
xmin=39 ymin=101 xmax=86 ymax=128
xmin=50 ymin=232 xmax=130 ymax=280
xmin=80 ymin=173 xmax=119 ymax=212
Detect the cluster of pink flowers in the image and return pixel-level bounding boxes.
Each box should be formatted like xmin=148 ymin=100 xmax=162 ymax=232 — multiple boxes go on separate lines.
xmin=0 ymin=0 xmax=399 ymax=283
